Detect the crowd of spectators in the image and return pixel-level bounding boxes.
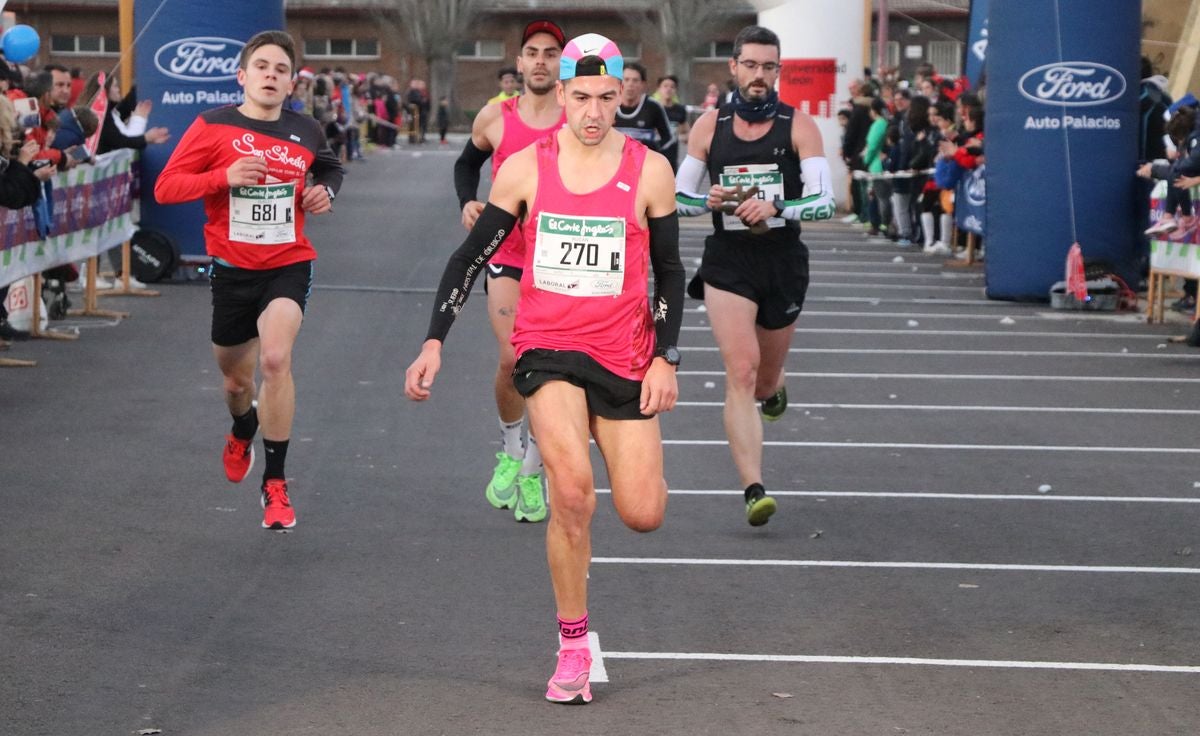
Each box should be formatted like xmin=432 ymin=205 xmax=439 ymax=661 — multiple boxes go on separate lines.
xmin=837 ymin=62 xmax=985 ymax=258
xmin=0 ymin=55 xmax=173 ymax=343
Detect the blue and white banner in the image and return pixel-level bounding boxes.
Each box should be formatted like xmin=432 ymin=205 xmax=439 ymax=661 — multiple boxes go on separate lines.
xmin=135 ymin=1 xmax=284 ymax=260
xmin=984 ymin=0 xmax=1139 ymax=300
xmin=955 ymin=164 xmax=986 ymax=236
xmin=965 ymin=0 xmax=988 ymax=91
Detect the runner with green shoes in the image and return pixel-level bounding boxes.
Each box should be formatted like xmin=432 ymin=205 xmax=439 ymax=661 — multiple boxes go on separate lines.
xmin=485 ymin=451 xmax=523 ymax=509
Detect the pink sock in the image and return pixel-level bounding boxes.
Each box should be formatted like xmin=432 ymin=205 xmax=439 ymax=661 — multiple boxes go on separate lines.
xmin=557 ymin=612 xmax=589 ymax=649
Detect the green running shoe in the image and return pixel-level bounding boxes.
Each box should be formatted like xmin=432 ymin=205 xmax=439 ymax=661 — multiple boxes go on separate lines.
xmin=485 ymin=452 xmax=522 ymax=509
xmin=745 ymin=485 xmax=777 ymax=527
xmin=760 ymin=385 xmax=788 ymax=421
xmin=514 ymin=473 xmax=547 ymax=523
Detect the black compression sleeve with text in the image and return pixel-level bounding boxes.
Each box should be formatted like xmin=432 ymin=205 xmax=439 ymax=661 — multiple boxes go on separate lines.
xmin=453 ymin=139 xmax=492 ymax=209
xmin=425 ymin=203 xmax=518 ymax=343
xmin=648 ymin=213 xmax=685 ymax=351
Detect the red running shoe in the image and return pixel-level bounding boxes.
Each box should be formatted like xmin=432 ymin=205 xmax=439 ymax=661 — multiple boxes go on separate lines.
xmin=261 ymin=479 xmax=296 ymax=529
xmin=223 ymin=434 xmax=255 ymax=483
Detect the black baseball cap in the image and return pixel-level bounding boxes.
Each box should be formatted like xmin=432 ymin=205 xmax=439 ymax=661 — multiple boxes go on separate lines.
xmin=522 ymin=20 xmax=565 ymax=48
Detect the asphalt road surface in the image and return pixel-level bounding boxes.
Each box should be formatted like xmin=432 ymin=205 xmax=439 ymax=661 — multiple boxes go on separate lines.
xmin=3 ymin=141 xmax=1198 ymax=736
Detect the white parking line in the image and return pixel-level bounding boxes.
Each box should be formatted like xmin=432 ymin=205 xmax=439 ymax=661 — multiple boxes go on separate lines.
xmin=672 ymin=401 xmax=1200 ymax=414
xmin=593 ymin=489 xmax=1200 ymax=504
xmin=599 ymin=651 xmax=1200 ymax=674
xmin=591 ymin=557 xmax=1200 ymax=575
xmin=659 ymin=440 xmax=1200 ymax=453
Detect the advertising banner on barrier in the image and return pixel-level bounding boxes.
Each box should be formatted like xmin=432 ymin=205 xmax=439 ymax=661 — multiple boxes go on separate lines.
xmin=134 ymin=1 xmax=285 ymax=261
xmin=955 ymin=163 xmax=986 ymax=236
xmin=984 ymin=0 xmax=1139 ymax=300
xmin=965 ymin=0 xmax=988 ymax=91
xmin=0 ymin=149 xmax=137 ymax=287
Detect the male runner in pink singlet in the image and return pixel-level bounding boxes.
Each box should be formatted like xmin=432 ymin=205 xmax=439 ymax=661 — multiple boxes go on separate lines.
xmin=410 ymin=33 xmax=684 ymax=704
xmin=453 ymin=19 xmax=567 ymax=523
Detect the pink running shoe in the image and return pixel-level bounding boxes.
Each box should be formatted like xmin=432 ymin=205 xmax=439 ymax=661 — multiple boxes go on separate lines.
xmin=545 ymin=646 xmax=592 ymax=704
xmin=223 ymin=434 xmax=254 ymax=483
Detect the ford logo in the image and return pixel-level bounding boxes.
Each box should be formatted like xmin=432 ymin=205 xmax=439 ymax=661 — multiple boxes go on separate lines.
xmin=154 ymin=37 xmax=244 ymax=82
xmin=1018 ymin=62 xmax=1126 ymax=107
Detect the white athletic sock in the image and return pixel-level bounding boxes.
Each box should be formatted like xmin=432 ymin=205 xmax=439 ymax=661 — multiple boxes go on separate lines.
xmin=500 ymin=417 xmax=525 ymax=458
xmin=920 ymin=212 xmax=935 ymax=248
xmin=939 ymin=213 xmax=953 ymax=245
xmin=521 ymin=434 xmax=543 ymax=475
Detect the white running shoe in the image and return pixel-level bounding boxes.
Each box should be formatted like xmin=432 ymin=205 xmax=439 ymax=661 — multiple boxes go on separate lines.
xmin=1145 ymin=218 xmax=1178 ymax=236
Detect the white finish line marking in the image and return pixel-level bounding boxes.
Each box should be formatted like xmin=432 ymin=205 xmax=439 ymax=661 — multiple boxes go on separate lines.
xmin=673 ymin=401 xmax=1200 ymax=415
xmin=599 ymin=651 xmax=1200 ymax=674
xmin=593 ymin=489 xmax=1200 ymax=504
xmin=677 ymin=370 xmax=1200 ymax=384
xmin=589 ymin=632 xmax=608 ymax=683
xmin=659 ymin=440 xmax=1200 ymax=454
xmin=680 ymin=327 xmax=1169 ymax=340
xmin=591 ymin=557 xmax=1200 ymax=575
xmin=679 ymin=347 xmax=1200 ymax=360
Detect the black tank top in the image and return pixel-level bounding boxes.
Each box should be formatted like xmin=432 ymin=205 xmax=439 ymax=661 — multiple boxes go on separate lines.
xmin=707 ymin=101 xmax=802 ymax=245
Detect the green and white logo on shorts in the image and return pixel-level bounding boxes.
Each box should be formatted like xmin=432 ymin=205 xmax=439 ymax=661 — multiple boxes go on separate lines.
xmin=533 ymin=212 xmax=626 ymax=297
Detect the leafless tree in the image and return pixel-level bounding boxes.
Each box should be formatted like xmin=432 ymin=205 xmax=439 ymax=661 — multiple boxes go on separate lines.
xmin=365 ymin=0 xmax=483 ymax=116
xmin=628 ymin=0 xmax=751 ymax=100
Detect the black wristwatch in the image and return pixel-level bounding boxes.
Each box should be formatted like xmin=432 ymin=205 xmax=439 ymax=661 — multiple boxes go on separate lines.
xmin=771 ymin=197 xmax=785 ymax=217
xmin=656 ymin=345 xmax=681 ymax=366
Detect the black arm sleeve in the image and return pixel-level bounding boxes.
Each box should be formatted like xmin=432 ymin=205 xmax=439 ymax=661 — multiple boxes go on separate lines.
xmin=453 ymin=139 xmax=492 ymax=209
xmin=648 ymin=213 xmax=685 ymax=351
xmin=425 ymin=203 xmax=519 ymax=343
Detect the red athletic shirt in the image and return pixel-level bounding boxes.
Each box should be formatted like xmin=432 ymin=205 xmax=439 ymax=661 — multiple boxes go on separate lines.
xmin=488 ymin=96 xmax=566 ymax=270
xmin=154 ymin=106 xmax=344 ymax=270
xmin=512 ymin=134 xmax=654 ymax=380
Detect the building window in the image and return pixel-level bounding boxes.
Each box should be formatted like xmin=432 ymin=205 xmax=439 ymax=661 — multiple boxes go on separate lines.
xmin=616 ymin=41 xmax=640 ymax=61
xmin=455 ymin=40 xmax=504 ymax=60
xmin=302 ymin=38 xmax=380 ymax=59
xmin=50 ymin=34 xmax=119 ymax=56
xmin=927 ymin=41 xmax=963 ymax=77
xmin=694 ymin=41 xmax=735 ymax=60
xmin=869 ymin=41 xmax=899 ymax=71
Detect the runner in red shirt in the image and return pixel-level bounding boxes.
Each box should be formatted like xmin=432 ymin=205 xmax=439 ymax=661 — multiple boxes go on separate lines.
xmin=453 ymin=19 xmax=566 ymax=522
xmin=408 ymin=33 xmax=683 ymax=704
xmin=155 ymin=31 xmax=344 ymax=530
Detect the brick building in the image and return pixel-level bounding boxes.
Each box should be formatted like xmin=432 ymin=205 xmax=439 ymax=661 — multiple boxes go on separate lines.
xmin=3 ymin=0 xmax=759 ymax=118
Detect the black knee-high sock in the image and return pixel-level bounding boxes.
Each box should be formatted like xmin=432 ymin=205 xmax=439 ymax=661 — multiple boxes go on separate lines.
xmin=262 ymin=438 xmax=289 ymax=481
xmin=231 ymin=405 xmax=258 ymax=440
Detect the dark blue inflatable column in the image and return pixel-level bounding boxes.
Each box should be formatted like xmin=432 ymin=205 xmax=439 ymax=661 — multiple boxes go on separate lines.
xmin=985 ymin=1 xmax=1140 ymax=300
xmin=134 ymin=1 xmax=285 ymax=261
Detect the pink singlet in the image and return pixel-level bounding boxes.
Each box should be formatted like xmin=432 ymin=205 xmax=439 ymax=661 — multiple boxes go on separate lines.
xmin=511 ymin=134 xmax=654 ymax=381
xmin=489 ymin=97 xmax=566 ymax=271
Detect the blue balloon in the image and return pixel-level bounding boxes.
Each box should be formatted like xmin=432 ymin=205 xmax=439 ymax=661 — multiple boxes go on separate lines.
xmin=3 ymin=25 xmax=40 ymax=65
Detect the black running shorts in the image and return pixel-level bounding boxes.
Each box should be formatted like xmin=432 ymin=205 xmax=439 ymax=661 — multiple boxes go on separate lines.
xmin=483 ymin=262 xmax=522 ymax=294
xmin=512 ymin=348 xmax=652 ymax=421
xmin=209 ymin=259 xmax=313 ymax=347
xmin=690 ymin=235 xmax=810 ymax=329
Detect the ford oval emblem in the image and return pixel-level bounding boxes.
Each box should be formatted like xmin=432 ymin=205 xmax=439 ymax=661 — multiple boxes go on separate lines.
xmin=154 ymin=37 xmax=244 ymax=82
xmin=1018 ymin=62 xmax=1126 ymax=108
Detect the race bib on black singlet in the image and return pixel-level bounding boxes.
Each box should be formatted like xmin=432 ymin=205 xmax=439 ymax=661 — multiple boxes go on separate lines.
xmin=719 ymin=164 xmax=784 ymax=232
xmin=532 ymin=212 xmax=626 ymax=297
xmin=229 ymin=182 xmax=296 ymax=245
